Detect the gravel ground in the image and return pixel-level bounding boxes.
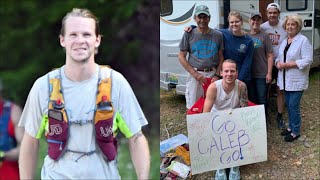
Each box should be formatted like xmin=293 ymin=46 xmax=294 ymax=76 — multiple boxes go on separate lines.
xmin=160 ymin=76 xmax=320 ymax=179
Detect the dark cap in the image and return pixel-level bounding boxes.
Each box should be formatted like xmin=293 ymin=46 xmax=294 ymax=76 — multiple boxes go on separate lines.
xmin=194 ymin=5 xmax=210 ymax=16
xmin=250 ymin=12 xmax=262 ymax=19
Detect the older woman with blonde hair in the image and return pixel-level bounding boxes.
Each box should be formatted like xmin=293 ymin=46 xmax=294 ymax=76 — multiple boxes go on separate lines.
xmin=275 ymin=14 xmax=313 ymax=142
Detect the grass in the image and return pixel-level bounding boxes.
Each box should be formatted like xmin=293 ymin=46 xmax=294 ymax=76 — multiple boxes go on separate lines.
xmin=35 ymin=134 xmax=159 ymax=179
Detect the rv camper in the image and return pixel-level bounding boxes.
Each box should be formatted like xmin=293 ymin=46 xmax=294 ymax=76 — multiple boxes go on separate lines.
xmin=160 ymin=0 xmax=320 ymax=94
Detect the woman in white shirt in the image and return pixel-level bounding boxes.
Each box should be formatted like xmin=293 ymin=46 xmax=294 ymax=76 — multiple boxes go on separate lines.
xmin=275 ymin=14 xmax=313 ymax=142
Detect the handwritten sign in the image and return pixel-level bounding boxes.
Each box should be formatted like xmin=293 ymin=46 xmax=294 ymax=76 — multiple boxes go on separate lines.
xmin=187 ymin=105 xmax=267 ymax=174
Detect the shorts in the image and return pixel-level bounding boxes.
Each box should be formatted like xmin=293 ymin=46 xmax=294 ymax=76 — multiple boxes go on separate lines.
xmin=185 ymin=70 xmax=215 ymax=109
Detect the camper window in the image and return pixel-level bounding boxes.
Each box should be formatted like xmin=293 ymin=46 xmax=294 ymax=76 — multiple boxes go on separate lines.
xmin=286 ymin=0 xmax=307 ymax=11
xmin=160 ymin=0 xmax=173 ymax=17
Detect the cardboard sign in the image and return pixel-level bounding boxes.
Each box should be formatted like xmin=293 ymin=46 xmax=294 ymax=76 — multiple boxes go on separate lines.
xmin=187 ymin=105 xmax=267 ymax=174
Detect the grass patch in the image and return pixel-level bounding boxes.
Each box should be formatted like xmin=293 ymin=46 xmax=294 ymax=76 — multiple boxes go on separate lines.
xmin=35 ymin=134 xmax=159 ymax=179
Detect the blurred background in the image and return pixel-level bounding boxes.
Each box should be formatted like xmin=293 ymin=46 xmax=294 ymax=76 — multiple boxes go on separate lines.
xmin=0 ymin=0 xmax=159 ymax=179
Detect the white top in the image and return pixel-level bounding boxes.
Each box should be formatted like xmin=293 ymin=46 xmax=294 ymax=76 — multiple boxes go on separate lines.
xmin=261 ymin=20 xmax=287 ymax=60
xmin=275 ymin=33 xmax=313 ymax=91
xmin=211 ymin=79 xmax=240 ymax=112
xmin=18 ymin=64 xmax=148 ymax=179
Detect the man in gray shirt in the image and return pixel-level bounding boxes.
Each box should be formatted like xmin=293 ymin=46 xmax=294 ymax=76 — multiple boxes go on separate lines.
xmin=260 ymin=3 xmax=287 ymax=129
xmin=178 ymin=5 xmax=224 ymax=109
xmin=18 ymin=8 xmax=150 ymax=179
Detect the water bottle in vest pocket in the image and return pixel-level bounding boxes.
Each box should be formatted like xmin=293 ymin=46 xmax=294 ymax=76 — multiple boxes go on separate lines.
xmin=46 ymin=109 xmax=68 ymax=160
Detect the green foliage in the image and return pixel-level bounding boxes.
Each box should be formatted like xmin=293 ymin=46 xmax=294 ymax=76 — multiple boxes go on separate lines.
xmin=0 ymin=0 xmax=159 ymax=131
xmin=1 ymin=0 xmax=160 ymax=177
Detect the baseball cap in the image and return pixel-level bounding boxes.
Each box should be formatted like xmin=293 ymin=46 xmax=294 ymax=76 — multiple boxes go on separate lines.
xmin=267 ymin=3 xmax=280 ymax=12
xmin=195 ymin=5 xmax=210 ymax=16
xmin=250 ymin=12 xmax=262 ymax=19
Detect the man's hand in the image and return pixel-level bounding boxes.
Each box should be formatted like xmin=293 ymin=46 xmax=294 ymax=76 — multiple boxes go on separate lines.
xmin=184 ymin=26 xmax=193 ymax=32
xmin=190 ymin=71 xmax=206 ymax=84
xmin=266 ymin=73 xmax=272 ymax=83
xmin=211 ymin=76 xmax=219 ymax=83
xmin=193 ymin=73 xmax=207 ymax=85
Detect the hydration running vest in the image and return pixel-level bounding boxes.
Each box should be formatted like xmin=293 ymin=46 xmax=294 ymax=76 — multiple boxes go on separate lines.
xmin=0 ymin=101 xmax=17 ymax=152
xmin=45 ymin=66 xmax=117 ymax=161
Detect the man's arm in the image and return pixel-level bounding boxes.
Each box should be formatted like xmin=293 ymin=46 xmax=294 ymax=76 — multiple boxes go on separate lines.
xmin=183 ymin=25 xmax=196 ymax=32
xmin=264 ymin=33 xmax=274 ymax=84
xmin=128 ymin=131 xmax=150 ymax=180
xmin=203 ymin=83 xmax=217 ymax=112
xmin=179 ymin=51 xmax=206 ymax=84
xmin=19 ymin=132 xmax=39 ymax=179
xmin=3 ymin=104 xmax=24 ymax=161
xmin=239 ymin=81 xmax=248 ymax=107
xmin=266 ymin=52 xmax=274 ymax=83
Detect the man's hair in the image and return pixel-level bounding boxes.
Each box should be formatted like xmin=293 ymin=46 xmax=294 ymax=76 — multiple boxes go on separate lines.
xmin=60 ymin=8 xmax=100 ymax=37
xmin=282 ymin=14 xmax=303 ymax=32
xmin=223 ymin=59 xmax=238 ymax=70
xmin=228 ymin=11 xmax=243 ymax=22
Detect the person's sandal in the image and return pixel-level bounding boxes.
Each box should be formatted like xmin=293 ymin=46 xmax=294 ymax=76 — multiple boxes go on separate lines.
xmin=281 ymin=129 xmax=291 ymax=136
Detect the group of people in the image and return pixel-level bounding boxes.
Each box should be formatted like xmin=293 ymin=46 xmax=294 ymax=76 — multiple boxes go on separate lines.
xmin=0 ymin=3 xmax=314 ymax=180
xmin=179 ymin=3 xmax=313 ymax=180
xmin=1 ymin=8 xmax=150 ymax=179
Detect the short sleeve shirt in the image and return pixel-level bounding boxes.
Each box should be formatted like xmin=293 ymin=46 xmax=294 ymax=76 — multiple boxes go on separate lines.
xmin=18 ymin=64 xmax=148 ymax=179
xmin=261 ymin=20 xmax=287 ymax=60
xmin=179 ymin=28 xmax=223 ymax=69
xmin=250 ymin=31 xmax=273 ymax=78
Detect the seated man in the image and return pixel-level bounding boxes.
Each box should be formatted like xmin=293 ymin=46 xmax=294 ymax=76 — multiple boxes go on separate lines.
xmin=203 ymin=59 xmax=248 ymax=180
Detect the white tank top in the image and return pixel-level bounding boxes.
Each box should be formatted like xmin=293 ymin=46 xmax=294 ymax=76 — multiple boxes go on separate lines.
xmin=211 ymin=79 xmax=240 ymax=112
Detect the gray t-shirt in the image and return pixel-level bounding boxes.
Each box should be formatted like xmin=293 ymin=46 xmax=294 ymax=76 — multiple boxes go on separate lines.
xmin=18 ymin=64 xmax=148 ymax=179
xmin=260 ymin=20 xmax=287 ymax=60
xmin=179 ymin=28 xmax=223 ymax=69
xmin=250 ymin=31 xmax=273 ymax=78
